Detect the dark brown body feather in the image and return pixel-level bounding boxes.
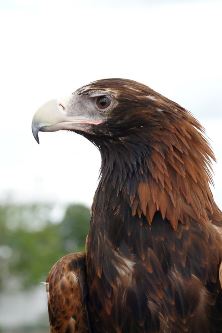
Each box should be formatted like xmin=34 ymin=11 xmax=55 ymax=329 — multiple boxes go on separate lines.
xmin=41 ymin=79 xmax=222 ymax=332
xmin=83 ymin=79 xmax=222 ymax=332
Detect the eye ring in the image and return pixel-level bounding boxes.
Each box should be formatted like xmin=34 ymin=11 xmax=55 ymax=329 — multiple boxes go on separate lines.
xmin=96 ymin=95 xmax=112 ymax=110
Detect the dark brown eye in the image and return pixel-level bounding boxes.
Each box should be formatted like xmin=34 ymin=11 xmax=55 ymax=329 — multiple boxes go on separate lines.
xmin=96 ymin=95 xmax=112 ymax=109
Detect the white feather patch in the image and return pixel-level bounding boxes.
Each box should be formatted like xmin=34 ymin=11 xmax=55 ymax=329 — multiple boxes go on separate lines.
xmin=116 ymin=256 xmax=135 ymax=278
xmin=72 ymin=272 xmax=78 ymax=284
xmin=147 ymin=95 xmax=157 ymax=101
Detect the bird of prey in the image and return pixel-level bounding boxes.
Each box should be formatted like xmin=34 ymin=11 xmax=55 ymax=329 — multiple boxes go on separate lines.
xmin=32 ymin=79 xmax=222 ymax=333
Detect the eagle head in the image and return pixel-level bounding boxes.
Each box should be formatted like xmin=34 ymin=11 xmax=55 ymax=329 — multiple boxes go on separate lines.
xmin=32 ymin=78 xmax=217 ymax=229
xmin=32 ymin=78 xmax=186 ymax=145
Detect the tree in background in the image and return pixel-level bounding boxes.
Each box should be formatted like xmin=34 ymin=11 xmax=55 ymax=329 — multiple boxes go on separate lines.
xmin=60 ymin=204 xmax=90 ymax=252
xmin=0 ymin=203 xmax=90 ymax=290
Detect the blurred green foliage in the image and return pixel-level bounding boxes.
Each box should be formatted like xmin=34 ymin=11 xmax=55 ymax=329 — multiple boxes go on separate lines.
xmin=61 ymin=204 xmax=90 ymax=252
xmin=0 ymin=203 xmax=90 ymax=290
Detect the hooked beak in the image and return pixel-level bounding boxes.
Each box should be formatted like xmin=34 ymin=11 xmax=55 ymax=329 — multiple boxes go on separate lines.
xmin=32 ymin=98 xmax=103 ymax=144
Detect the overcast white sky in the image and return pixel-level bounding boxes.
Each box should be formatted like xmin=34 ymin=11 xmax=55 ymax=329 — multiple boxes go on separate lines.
xmin=0 ymin=0 xmax=221 ymax=209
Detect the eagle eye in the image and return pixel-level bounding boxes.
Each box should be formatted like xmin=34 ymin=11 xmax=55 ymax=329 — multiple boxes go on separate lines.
xmin=96 ymin=95 xmax=112 ymax=110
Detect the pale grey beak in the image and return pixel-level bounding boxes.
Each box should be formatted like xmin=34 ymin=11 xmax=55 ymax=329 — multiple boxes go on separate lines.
xmin=32 ymin=100 xmax=65 ymax=144
xmin=32 ymin=98 xmax=103 ymax=144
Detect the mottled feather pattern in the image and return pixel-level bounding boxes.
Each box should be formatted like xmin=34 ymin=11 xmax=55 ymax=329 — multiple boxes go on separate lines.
xmin=46 ymin=252 xmax=90 ymax=333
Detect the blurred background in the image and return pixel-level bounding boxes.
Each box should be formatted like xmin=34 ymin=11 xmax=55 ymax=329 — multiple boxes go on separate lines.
xmin=0 ymin=0 xmax=222 ymax=332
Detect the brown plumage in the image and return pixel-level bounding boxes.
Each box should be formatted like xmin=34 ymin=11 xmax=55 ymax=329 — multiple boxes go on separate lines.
xmin=46 ymin=252 xmax=90 ymax=333
xmin=32 ymin=78 xmax=222 ymax=332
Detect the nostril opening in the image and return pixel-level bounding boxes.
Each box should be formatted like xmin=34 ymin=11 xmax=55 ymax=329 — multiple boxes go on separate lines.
xmin=59 ymin=103 xmax=65 ymax=110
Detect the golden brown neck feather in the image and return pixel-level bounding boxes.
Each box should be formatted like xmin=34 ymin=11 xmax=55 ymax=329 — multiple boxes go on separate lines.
xmin=129 ymin=111 xmax=218 ymax=229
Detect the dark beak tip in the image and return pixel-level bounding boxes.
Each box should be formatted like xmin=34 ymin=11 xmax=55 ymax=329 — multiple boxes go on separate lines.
xmin=32 ymin=124 xmax=40 ymax=144
xmin=34 ymin=132 xmax=40 ymax=144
